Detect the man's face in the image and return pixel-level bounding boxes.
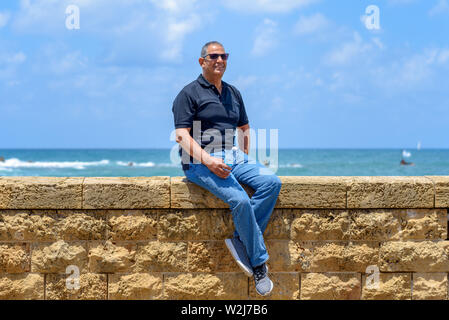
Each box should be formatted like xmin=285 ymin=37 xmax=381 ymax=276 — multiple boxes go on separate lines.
xmin=199 ymin=44 xmax=227 ymax=78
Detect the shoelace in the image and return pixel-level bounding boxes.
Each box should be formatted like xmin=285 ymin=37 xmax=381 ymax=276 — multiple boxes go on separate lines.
xmin=253 ymin=265 xmax=266 ymax=282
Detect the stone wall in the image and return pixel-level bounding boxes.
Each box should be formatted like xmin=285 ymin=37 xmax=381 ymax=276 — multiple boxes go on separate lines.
xmin=0 ymin=176 xmax=448 ymax=300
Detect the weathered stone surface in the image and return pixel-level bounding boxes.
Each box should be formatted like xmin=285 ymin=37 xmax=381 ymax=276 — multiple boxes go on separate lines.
xmin=0 ymin=273 xmax=44 ymax=300
xmin=0 ymin=177 xmax=83 ymax=209
xmin=264 ymin=209 xmax=293 ymax=240
xmin=397 ymin=209 xmax=447 ymax=240
xmin=0 ymin=243 xmax=30 ymax=273
xmin=426 ymin=176 xmax=449 ymax=208
xmin=0 ymin=210 xmax=108 ymax=241
xmin=163 ymin=273 xmax=247 ymax=300
xmin=349 ymin=209 xmax=400 ymax=240
xmin=249 ymin=272 xmax=300 ymax=300
xmin=277 ymin=177 xmax=349 ymax=208
xmin=88 ymin=241 xmax=136 ymax=273
xmin=266 ymin=241 xmax=313 ymax=272
xmin=31 ymin=240 xmax=88 ymax=273
xmin=347 ymin=177 xmax=434 ymax=208
xmin=107 ymin=210 xmax=158 ymax=240
xmin=158 ymin=209 xmax=234 ymax=240
xmin=133 ymin=241 xmax=187 ymax=272
xmin=300 ymin=273 xmax=361 ymax=300
xmin=290 ymin=209 xmax=351 ymax=240
xmin=362 ymin=273 xmax=411 ymax=300
xmin=46 ymin=273 xmax=107 ymax=300
xmin=379 ymin=241 xmax=449 ymax=272
xmin=187 ymin=241 xmax=241 ymax=273
xmin=109 ymin=273 xmax=163 ymax=300
xmin=412 ymin=273 xmax=447 ymax=300
xmin=170 ymin=177 xmax=229 ymax=209
xmin=83 ymin=177 xmax=170 ymax=209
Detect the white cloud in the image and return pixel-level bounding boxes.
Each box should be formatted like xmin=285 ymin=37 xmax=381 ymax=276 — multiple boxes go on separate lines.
xmin=324 ymin=32 xmax=375 ymax=66
xmin=222 ymin=0 xmax=319 ymax=13
xmin=0 ymin=52 xmax=27 ymax=65
xmin=251 ymin=19 xmax=278 ymax=57
xmin=294 ymin=13 xmax=329 ymax=35
xmin=0 ymin=11 xmax=10 ymax=28
xmin=429 ymin=0 xmax=449 ymax=16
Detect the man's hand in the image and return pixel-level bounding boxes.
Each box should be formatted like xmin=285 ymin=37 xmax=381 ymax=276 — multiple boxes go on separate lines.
xmin=204 ymin=156 xmax=232 ymax=179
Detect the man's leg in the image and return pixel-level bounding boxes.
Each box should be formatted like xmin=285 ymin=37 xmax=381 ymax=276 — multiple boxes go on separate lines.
xmin=231 ymin=150 xmax=282 ymax=238
xmin=184 ymin=163 xmax=269 ymax=267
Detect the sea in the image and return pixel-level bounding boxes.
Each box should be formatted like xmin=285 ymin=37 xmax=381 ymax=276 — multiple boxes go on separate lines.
xmin=0 ymin=148 xmax=448 ymax=177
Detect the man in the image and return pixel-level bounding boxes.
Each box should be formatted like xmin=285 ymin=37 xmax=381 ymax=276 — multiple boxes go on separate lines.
xmin=172 ymin=41 xmax=282 ymax=296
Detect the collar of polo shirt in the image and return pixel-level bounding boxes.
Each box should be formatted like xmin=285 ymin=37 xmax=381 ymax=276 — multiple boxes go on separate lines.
xmin=197 ymin=74 xmax=227 ymax=89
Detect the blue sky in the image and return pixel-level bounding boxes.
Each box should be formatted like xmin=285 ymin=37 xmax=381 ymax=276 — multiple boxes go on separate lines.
xmin=1 ymin=0 xmax=448 ymax=149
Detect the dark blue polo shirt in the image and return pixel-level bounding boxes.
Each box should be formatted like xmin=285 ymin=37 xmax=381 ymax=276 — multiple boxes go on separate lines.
xmin=172 ymin=74 xmax=249 ymax=170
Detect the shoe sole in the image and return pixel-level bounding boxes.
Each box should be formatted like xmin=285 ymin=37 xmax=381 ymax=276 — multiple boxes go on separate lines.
xmin=225 ymin=239 xmax=253 ymax=277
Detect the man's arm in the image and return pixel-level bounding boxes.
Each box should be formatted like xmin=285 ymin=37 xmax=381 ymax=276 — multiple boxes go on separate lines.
xmin=175 ymin=128 xmax=231 ymax=179
xmin=237 ymin=124 xmax=250 ymax=155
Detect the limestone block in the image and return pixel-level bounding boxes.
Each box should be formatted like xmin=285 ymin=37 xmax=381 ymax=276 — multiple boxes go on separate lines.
xmin=412 ymin=273 xmax=447 ymax=300
xmin=0 ymin=177 xmax=83 ymax=209
xmin=249 ymin=272 xmax=300 ymax=300
xmin=264 ymin=209 xmax=294 ymax=240
xmin=0 ymin=274 xmax=44 ymax=300
xmin=107 ymin=210 xmax=158 ymax=241
xmin=362 ymin=273 xmax=411 ymax=300
xmin=108 ymin=273 xmax=163 ymax=300
xmin=349 ymin=209 xmax=400 ymax=240
xmin=397 ymin=209 xmax=447 ymax=240
xmin=347 ymin=177 xmax=434 ymax=208
xmin=426 ymin=176 xmax=449 ymax=208
xmin=300 ymin=273 xmax=361 ymax=300
xmin=277 ymin=177 xmax=349 ymax=209
xmin=31 ymin=240 xmax=88 ymax=274
xmin=133 ymin=241 xmax=188 ymax=272
xmin=46 ymin=273 xmax=107 ymax=300
xmin=379 ymin=241 xmax=449 ymax=272
xmin=88 ymin=241 xmax=136 ymax=273
xmin=163 ymin=273 xmax=247 ymax=300
xmin=187 ymin=241 xmax=241 ymax=273
xmin=157 ymin=209 xmax=234 ymax=241
xmin=290 ymin=209 xmax=351 ymax=240
xmin=83 ymin=177 xmax=170 ymax=209
xmin=266 ymin=240 xmax=313 ymax=272
xmin=0 ymin=243 xmax=30 ymax=273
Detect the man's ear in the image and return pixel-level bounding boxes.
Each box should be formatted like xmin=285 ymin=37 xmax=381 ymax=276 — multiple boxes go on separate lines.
xmin=198 ymin=57 xmax=204 ymax=67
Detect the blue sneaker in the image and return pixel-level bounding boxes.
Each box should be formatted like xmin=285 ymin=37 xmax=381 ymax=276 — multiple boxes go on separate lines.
xmin=225 ymin=237 xmax=253 ymax=277
xmin=253 ymin=263 xmax=273 ymax=296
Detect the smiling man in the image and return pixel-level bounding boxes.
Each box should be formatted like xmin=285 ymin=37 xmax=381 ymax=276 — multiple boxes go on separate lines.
xmin=172 ymin=41 xmax=282 ymax=296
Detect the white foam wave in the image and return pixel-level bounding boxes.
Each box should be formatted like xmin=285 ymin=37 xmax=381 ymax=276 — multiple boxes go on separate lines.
xmin=0 ymin=158 xmax=109 ymax=170
xmin=116 ymin=161 xmax=155 ymax=167
xmin=279 ymin=163 xmax=303 ymax=168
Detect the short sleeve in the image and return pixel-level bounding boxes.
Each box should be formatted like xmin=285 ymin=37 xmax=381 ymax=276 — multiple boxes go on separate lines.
xmin=236 ymin=89 xmax=249 ymax=127
xmin=172 ymin=89 xmax=196 ymax=129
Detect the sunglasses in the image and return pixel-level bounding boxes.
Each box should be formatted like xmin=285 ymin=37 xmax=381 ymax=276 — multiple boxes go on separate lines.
xmin=203 ymin=53 xmax=229 ymax=61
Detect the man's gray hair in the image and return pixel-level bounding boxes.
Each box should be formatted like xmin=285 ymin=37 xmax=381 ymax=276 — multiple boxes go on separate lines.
xmin=201 ymin=41 xmax=224 ymax=58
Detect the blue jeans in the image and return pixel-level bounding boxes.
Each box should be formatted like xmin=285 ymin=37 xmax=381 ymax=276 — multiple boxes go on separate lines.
xmin=183 ymin=149 xmax=282 ymax=267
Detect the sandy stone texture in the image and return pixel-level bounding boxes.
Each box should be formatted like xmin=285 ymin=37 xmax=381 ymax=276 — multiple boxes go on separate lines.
xmin=83 ymin=177 xmax=170 ymax=209
xmin=290 ymin=209 xmax=351 ymax=240
xmin=157 ymin=209 xmax=234 ymax=241
xmin=300 ymin=273 xmax=361 ymax=300
xmin=276 ymin=177 xmax=349 ymax=209
xmin=0 ymin=177 xmax=83 ymax=209
xmin=108 ymin=273 xmax=163 ymax=300
xmin=347 ymin=176 xmax=434 ymax=208
xmin=88 ymin=240 xmax=136 ymax=273
xmin=412 ymin=273 xmax=447 ymax=300
xmin=187 ymin=241 xmax=242 ymax=273
xmin=379 ymin=241 xmax=449 ymax=272
xmin=163 ymin=273 xmax=247 ymax=299
xmin=107 ymin=210 xmax=158 ymax=241
xmin=0 ymin=243 xmax=30 ymax=273
xmin=133 ymin=241 xmax=188 ymax=272
xmin=31 ymin=240 xmax=88 ymax=273
xmin=425 ymin=176 xmax=449 ymax=208
xmin=362 ymin=273 xmax=411 ymax=300
xmin=249 ymin=272 xmax=300 ymax=300
xmin=46 ymin=273 xmax=107 ymax=300
xmin=0 ymin=273 xmax=44 ymax=300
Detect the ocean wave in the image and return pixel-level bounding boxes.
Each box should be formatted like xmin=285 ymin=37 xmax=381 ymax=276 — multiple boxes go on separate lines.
xmin=279 ymin=163 xmax=304 ymax=168
xmin=116 ymin=161 xmax=155 ymax=167
xmin=0 ymin=158 xmax=109 ymax=170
